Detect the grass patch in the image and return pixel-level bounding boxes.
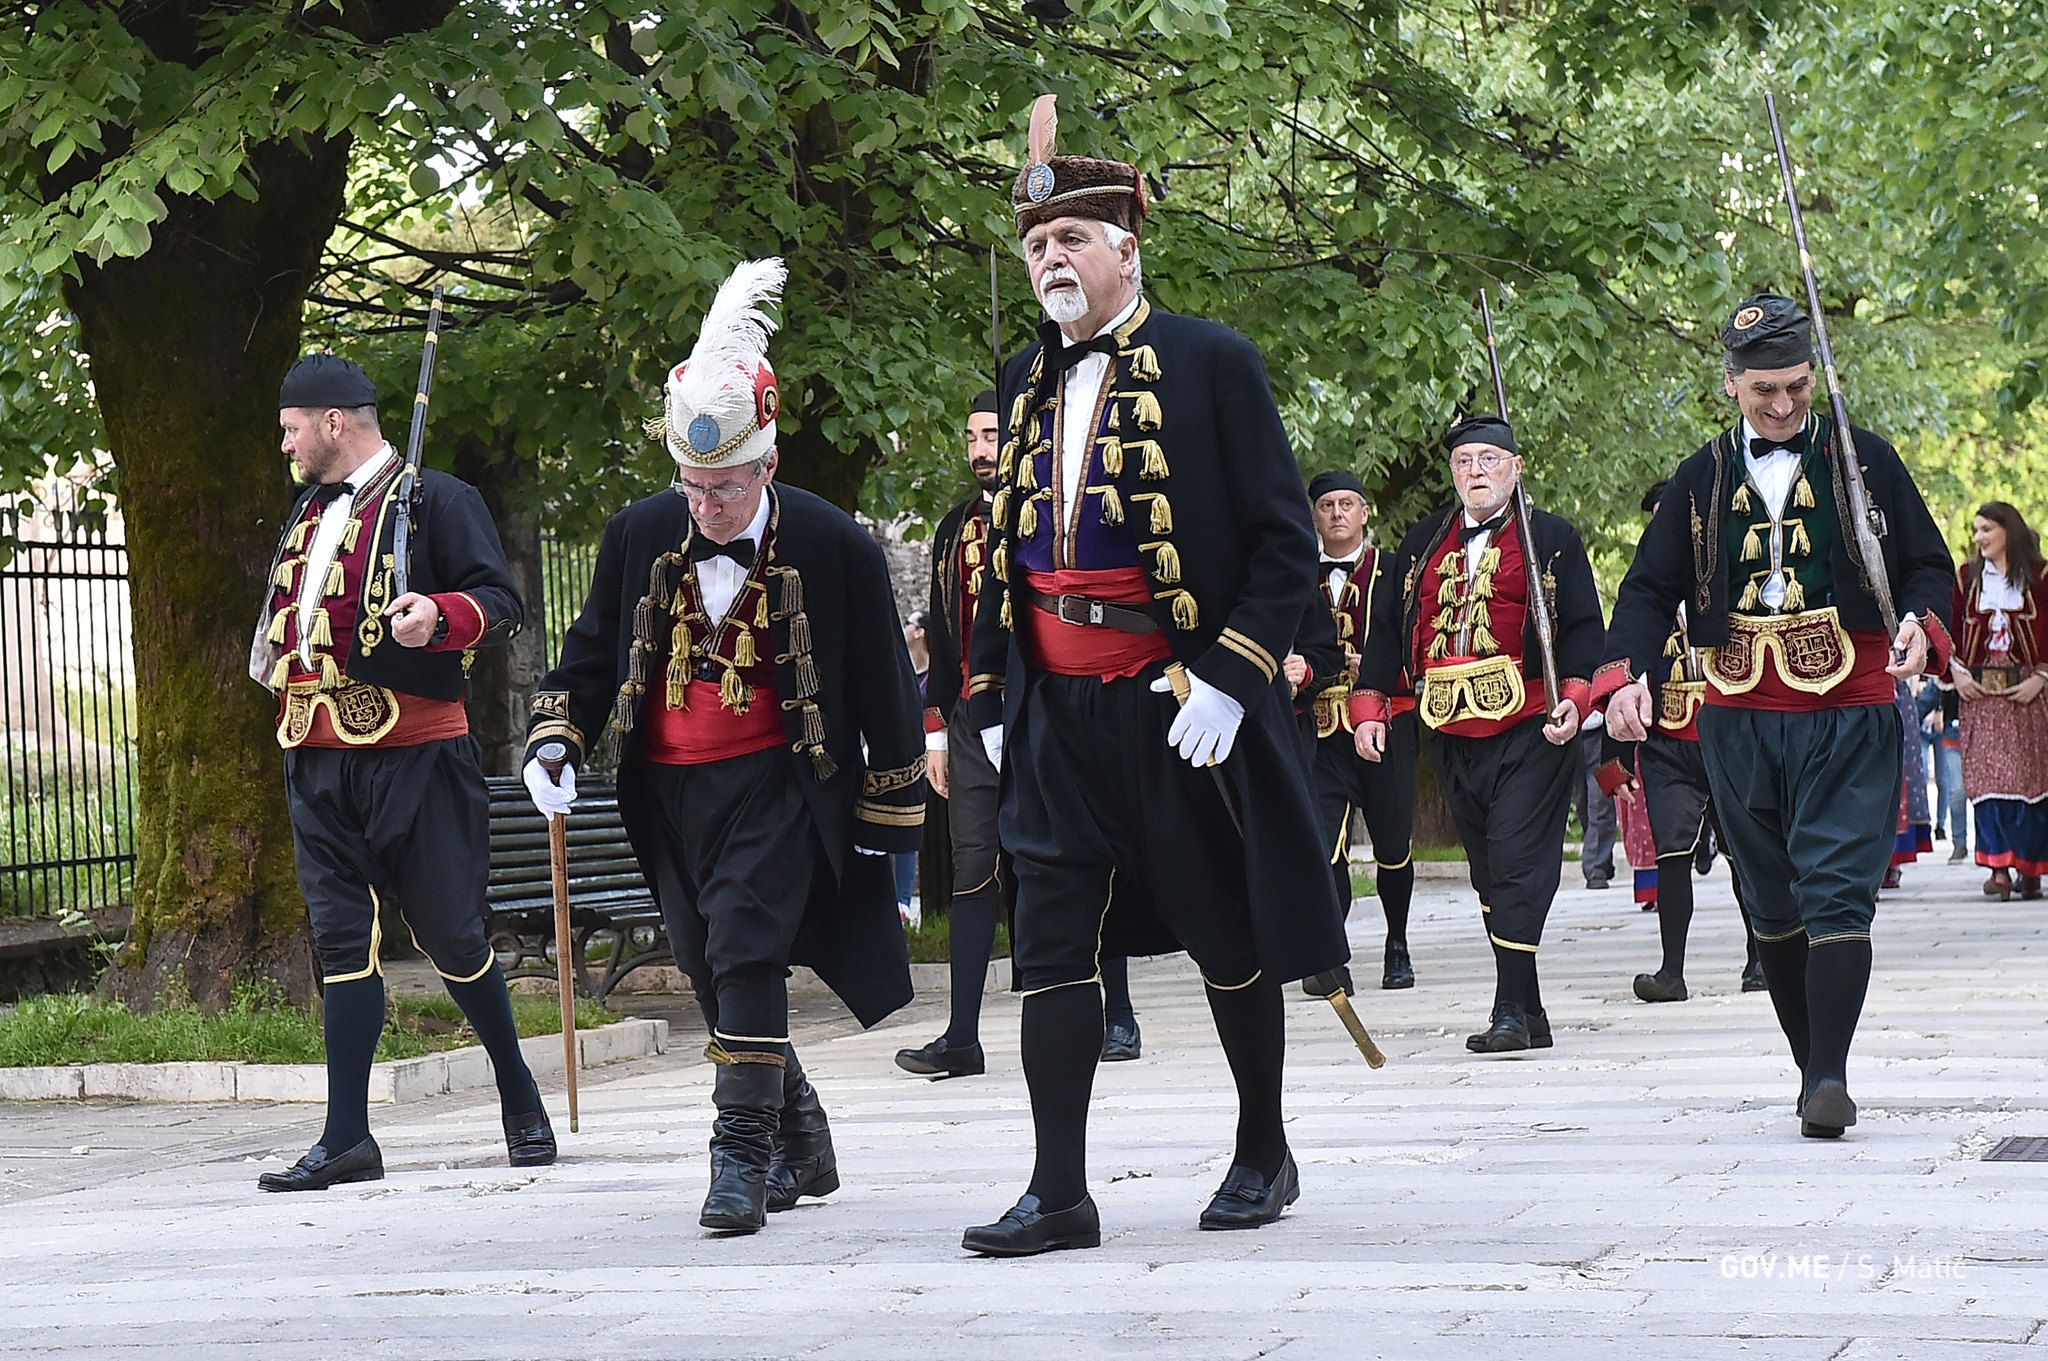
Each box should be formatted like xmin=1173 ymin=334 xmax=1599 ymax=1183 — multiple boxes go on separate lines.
xmin=1349 ymin=873 xmax=1378 ymax=899
xmin=0 ymin=985 xmax=614 ymax=1067
xmin=902 ymin=912 xmax=1010 ymax=965
xmin=1411 ymin=844 xmax=1468 ymax=862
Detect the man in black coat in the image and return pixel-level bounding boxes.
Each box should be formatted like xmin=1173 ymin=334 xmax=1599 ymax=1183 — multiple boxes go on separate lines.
xmin=958 ymin=96 xmax=1348 ymax=1257
xmin=524 ymin=259 xmax=925 ymax=1232
xmin=1353 ymin=416 xmax=1605 ymax=1054
xmin=1599 ymin=295 xmax=1954 ymax=1139
xmin=251 ymin=355 xmax=552 ymax=1192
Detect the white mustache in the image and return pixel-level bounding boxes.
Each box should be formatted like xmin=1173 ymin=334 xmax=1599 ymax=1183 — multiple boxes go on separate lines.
xmin=1038 ymin=266 xmax=1080 ymax=296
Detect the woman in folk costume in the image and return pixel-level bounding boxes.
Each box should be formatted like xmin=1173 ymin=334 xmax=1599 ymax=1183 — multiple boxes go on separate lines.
xmin=1949 ymin=501 xmax=2048 ymax=900
xmin=523 ymin=259 xmax=926 ymax=1234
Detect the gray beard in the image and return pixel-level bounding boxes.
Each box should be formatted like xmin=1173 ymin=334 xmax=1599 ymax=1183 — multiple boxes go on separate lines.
xmin=1040 ymin=281 xmax=1089 ymax=325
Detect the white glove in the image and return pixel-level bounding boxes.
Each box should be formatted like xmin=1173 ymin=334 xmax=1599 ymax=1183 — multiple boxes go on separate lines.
xmin=980 ymin=725 xmax=1005 ymax=772
xmin=855 ymin=846 xmax=888 ymax=857
xmin=1150 ymin=670 xmax=1245 ymax=767
xmin=523 ymin=757 xmax=577 ymax=821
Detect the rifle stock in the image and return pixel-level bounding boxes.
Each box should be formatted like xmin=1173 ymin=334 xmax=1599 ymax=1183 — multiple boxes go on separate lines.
xmin=389 ymin=286 xmax=445 ymax=601
xmin=1479 ymin=290 xmax=1562 ymax=713
xmin=1764 ymin=93 xmax=1900 ymax=642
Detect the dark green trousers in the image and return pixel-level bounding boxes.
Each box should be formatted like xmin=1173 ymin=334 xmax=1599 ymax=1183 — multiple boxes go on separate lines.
xmin=1696 ymin=703 xmax=1900 ymax=944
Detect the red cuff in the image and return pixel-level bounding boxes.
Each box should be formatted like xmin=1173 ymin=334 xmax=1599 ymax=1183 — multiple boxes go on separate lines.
xmin=427 ymin=592 xmax=488 ymax=651
xmin=1921 ymin=612 xmax=1954 ymax=678
xmin=1348 ymin=688 xmax=1390 ymax=727
xmin=923 ymin=706 xmax=947 ymax=735
xmin=1594 ymin=757 xmax=1633 ymax=799
xmin=1590 ymin=658 xmax=1633 ymax=709
xmin=1560 ymin=677 xmax=1591 ymax=718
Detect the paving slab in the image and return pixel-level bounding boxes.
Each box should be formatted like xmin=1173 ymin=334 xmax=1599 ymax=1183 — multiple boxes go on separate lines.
xmin=1 ymin=857 xmax=2044 ymax=1358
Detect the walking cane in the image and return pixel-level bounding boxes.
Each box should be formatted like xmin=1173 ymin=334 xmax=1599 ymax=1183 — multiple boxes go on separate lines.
xmin=534 ymin=741 xmax=581 ymax=1132
xmin=1162 ymin=663 xmax=1388 ymax=1069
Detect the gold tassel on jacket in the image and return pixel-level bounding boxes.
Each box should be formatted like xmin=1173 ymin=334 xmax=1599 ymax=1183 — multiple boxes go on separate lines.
xmin=1428 ymin=633 xmax=1451 ymax=661
xmin=1146 ymin=541 xmax=1181 ymax=583
xmin=796 ymin=654 xmax=820 ymax=697
xmin=754 ymin=591 xmax=770 ymax=631
xmin=1126 ymin=345 xmax=1161 ymax=382
xmin=273 ymin=560 xmax=296 ymax=592
xmin=777 ymin=570 xmax=803 ymax=617
xmin=665 ymin=649 xmax=689 ymax=709
xmin=1131 ymin=391 xmax=1163 ymax=430
xmin=1000 ymin=595 xmax=1014 ymax=630
xmin=734 ymin=628 xmax=758 ymax=668
xmin=1169 ymin=591 xmax=1198 ymax=630
xmin=1732 ymin=483 xmax=1753 ymax=514
xmin=319 ymin=655 xmax=341 ymax=689
xmin=268 ymin=656 xmax=291 ymax=689
xmin=790 ymin=612 xmax=813 ymax=655
xmin=1788 ymin=520 xmax=1811 ymax=557
xmin=1738 ymin=576 xmax=1763 ymax=611
xmin=1437 ymin=575 xmax=1461 ymax=608
xmin=324 ymin=561 xmax=346 ymax=598
xmin=802 ymin=702 xmax=827 ymax=748
xmin=1781 ymin=576 xmax=1805 ymax=612
xmin=1664 ymin=632 xmax=1683 ymax=658
xmin=1010 ymin=394 xmax=1028 ymax=430
xmin=1793 ymin=473 xmax=1815 ymax=509
xmin=1097 ymin=484 xmax=1124 ymax=526
xmin=1137 ymin=441 xmax=1169 ymax=479
xmin=1741 ymin=524 xmax=1762 ymax=562
xmin=992 ymin=488 xmax=1011 ymax=528
xmin=1018 ymin=454 xmax=1038 ymax=491
xmin=309 ymin=609 xmax=333 ymax=648
xmin=1429 ymin=608 xmax=1453 ymax=634
xmin=1099 ymin=436 xmax=1123 ymax=477
xmin=1472 ymin=620 xmax=1498 ymax=656
xmin=1142 ymin=493 xmax=1172 ymax=535
xmin=339 ymin=520 xmax=361 ymax=555
xmin=1018 ymin=496 xmax=1038 ymax=541
xmin=1480 ymin=547 xmax=1501 ymax=574
xmin=992 ymin=541 xmax=1009 ymax=584
xmin=720 ymin=665 xmax=750 ymax=714
xmin=267 ymin=609 xmax=290 ymax=645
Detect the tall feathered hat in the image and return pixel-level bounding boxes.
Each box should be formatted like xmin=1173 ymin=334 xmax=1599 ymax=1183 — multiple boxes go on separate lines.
xmin=1012 ymin=94 xmax=1148 ymax=238
xmin=647 ymin=258 xmax=787 ymax=470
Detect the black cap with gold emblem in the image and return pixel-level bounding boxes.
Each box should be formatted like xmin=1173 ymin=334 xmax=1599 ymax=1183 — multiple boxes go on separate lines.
xmin=1720 ymin=293 xmax=1813 ymax=371
xmin=1012 ymin=94 xmax=1148 ymax=238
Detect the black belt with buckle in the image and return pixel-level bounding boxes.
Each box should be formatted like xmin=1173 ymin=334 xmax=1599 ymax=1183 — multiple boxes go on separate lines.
xmin=1021 ymin=584 xmax=1160 ymax=635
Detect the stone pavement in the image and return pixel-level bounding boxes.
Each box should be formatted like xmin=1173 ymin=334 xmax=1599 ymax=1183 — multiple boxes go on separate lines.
xmin=3 ymin=855 xmax=2045 ymax=1360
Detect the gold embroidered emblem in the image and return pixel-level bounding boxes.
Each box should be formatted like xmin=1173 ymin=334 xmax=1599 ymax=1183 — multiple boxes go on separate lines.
xmin=1706 ymin=608 xmax=1854 ymax=696
xmin=1418 ymin=653 xmax=1525 ymax=730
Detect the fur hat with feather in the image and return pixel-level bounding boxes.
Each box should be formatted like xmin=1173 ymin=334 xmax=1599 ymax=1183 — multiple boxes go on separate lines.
xmin=647 ymin=257 xmax=787 ymax=470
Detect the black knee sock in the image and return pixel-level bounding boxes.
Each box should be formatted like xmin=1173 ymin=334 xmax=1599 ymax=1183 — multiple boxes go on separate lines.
xmin=1331 ymin=856 xmax=1355 ymax=922
xmin=943 ymin=887 xmax=1002 ymax=1046
xmin=443 ymin=968 xmax=544 ymax=1118
xmin=1205 ymin=975 xmax=1288 ymax=1178
xmin=319 ymin=974 xmax=387 ymax=1151
xmin=1804 ymin=937 xmax=1872 ymax=1089
xmin=1491 ymin=943 xmax=1538 ymax=1012
xmin=1100 ymin=955 xmax=1135 ymax=1028
xmin=1654 ymin=859 xmax=1694 ymax=979
xmin=1020 ymin=984 xmax=1102 ymax=1208
xmin=1377 ymin=862 xmax=1415 ymax=947
xmin=1753 ymin=932 xmax=1812 ymax=1072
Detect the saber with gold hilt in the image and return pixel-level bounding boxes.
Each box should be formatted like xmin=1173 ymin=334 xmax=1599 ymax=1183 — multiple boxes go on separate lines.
xmin=1162 ymin=661 xmax=1387 ymax=1069
xmin=535 ymin=741 xmax=581 ymax=1132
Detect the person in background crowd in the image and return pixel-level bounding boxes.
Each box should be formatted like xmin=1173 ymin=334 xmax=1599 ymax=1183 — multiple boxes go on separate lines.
xmin=1576 ymin=715 xmax=1618 ymax=891
xmin=1951 ymin=501 xmax=2048 ymax=901
xmin=897 ymin=610 xmax=932 ymax=923
xmin=1917 ymin=675 xmax=1967 ymax=862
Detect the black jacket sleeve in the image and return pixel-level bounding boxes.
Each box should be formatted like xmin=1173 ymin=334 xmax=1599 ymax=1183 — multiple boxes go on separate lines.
xmin=843 ymin=525 xmax=929 ymax=853
xmin=421 ymin=478 xmax=523 ymax=653
xmin=524 ymin=509 xmax=630 ymax=770
xmin=923 ymin=503 xmax=965 ymax=724
xmin=1603 ymin=471 xmax=1698 ymax=689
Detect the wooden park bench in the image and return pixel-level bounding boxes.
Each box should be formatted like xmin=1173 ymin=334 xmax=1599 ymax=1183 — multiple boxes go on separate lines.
xmin=484 ymin=775 xmax=674 ymax=1001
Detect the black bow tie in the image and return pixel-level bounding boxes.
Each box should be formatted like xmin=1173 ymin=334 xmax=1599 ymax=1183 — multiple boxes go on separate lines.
xmin=1459 ymin=513 xmax=1506 ymax=544
xmin=1052 ymin=334 xmax=1120 ymax=373
xmin=1319 ymin=558 xmax=1356 ymax=576
xmin=689 ymin=536 xmax=757 ymax=568
xmin=1748 ymin=435 xmax=1803 ymax=458
xmin=311 ymin=480 xmax=355 ymax=507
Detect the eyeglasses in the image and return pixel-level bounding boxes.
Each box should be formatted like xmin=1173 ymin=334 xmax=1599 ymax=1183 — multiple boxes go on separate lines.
xmin=1451 ymin=453 xmax=1512 ymax=474
xmin=674 ymin=470 xmax=761 ymax=504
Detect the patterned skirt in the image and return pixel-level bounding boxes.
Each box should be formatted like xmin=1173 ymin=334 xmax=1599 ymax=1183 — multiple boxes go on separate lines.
xmin=1961 ymin=650 xmax=2048 ymax=873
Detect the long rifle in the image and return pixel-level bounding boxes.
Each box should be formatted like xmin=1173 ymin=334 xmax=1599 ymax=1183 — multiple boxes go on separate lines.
xmin=1478 ymin=289 xmax=1561 ymax=713
xmin=1765 ymin=92 xmax=1900 ymax=642
xmin=388 ymin=285 xmax=444 ymax=602
xmin=535 ymin=740 xmax=581 ymax=1133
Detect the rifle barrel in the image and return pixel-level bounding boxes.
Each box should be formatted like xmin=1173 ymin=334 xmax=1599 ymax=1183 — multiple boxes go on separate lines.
xmin=1478 ymin=290 xmax=1562 ymax=712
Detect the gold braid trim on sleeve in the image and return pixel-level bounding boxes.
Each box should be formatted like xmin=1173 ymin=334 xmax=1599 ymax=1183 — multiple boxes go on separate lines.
xmin=863 ymin=756 xmax=928 ymax=797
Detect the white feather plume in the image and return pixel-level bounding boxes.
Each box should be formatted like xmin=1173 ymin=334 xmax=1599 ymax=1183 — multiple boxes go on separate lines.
xmin=664 ymin=257 xmax=787 ymax=466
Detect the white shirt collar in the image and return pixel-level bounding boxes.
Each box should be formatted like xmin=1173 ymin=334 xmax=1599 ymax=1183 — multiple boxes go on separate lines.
xmin=736 ymin=487 xmax=773 ymax=546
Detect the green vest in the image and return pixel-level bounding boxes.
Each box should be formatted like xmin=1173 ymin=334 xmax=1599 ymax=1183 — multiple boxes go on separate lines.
xmin=1723 ymin=415 xmax=1842 ymax=616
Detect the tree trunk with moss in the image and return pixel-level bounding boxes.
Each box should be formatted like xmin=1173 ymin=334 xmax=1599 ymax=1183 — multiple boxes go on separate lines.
xmin=76 ymin=137 xmax=352 ymax=1011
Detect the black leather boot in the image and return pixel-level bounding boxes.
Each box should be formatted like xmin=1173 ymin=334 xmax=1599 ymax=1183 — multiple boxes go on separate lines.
xmin=766 ymin=1054 xmax=838 ymax=1213
xmin=1465 ymin=1000 xmax=1531 ymax=1053
xmin=699 ymin=1060 xmax=784 ymax=1234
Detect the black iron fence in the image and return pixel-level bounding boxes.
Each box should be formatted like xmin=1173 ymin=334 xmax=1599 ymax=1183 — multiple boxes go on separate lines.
xmin=0 ymin=529 xmax=602 ymax=920
xmin=0 ymin=532 xmax=137 ymax=920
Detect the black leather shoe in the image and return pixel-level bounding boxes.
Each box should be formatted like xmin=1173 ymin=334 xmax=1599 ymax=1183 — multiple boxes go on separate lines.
xmin=1381 ymin=943 xmax=1414 ymax=990
xmin=766 ymin=1058 xmax=838 ymax=1213
xmin=1632 ymin=971 xmax=1689 ymax=1003
xmin=1199 ymin=1152 xmax=1300 ymax=1230
xmin=1526 ymin=1006 xmax=1554 ymax=1050
xmin=257 ymin=1136 xmax=383 ymax=1192
xmin=1585 ymin=876 xmax=1610 ymax=891
xmin=1800 ymin=1078 xmax=1857 ymax=1139
xmin=894 ymin=1036 xmax=986 ymax=1079
xmin=961 ymin=1193 xmax=1101 ymax=1256
xmin=1741 ymin=960 xmax=1768 ymax=992
xmin=1100 ymin=1017 xmax=1142 ymax=1062
xmin=1466 ymin=1001 xmax=1531 ymax=1053
xmin=504 ymin=1109 xmax=557 ymax=1167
